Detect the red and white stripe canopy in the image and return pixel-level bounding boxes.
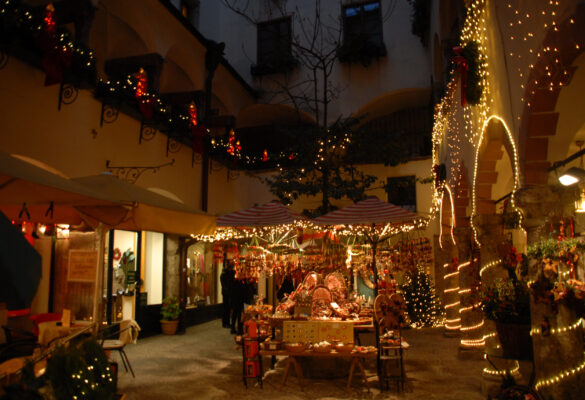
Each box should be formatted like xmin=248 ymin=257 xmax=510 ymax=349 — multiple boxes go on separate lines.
xmin=216 ymin=201 xmax=306 ymax=227
xmin=312 ymin=197 xmax=420 ymax=226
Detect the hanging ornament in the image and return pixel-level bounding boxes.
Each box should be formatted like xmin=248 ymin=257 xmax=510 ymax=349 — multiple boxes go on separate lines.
xmin=37 ymin=3 xmax=71 ymax=86
xmin=134 ymin=68 xmax=155 ymax=120
xmin=288 ymin=153 xmax=295 ymax=160
xmin=227 ymin=129 xmax=241 ymax=157
xmin=189 ymin=102 xmax=206 ymax=154
xmin=262 ymin=149 xmax=269 ymax=162
xmin=451 ymin=46 xmax=468 ymax=108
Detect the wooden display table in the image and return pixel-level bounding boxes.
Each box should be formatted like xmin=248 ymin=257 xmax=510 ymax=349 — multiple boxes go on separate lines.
xmin=259 ymin=349 xmax=377 ymax=390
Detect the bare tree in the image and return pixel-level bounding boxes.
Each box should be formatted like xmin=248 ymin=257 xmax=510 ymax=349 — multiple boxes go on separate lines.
xmin=221 ymin=0 xmax=399 ymax=215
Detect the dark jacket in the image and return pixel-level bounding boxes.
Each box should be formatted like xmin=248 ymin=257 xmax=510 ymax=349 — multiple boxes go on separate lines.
xmin=220 ymin=268 xmax=235 ymax=298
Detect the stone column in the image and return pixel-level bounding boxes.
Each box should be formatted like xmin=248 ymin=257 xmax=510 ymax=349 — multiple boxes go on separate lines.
xmin=515 ymin=186 xmax=585 ymax=399
xmin=435 ymin=235 xmax=460 ymax=337
xmin=455 ymin=226 xmax=483 ymax=353
xmin=473 ymin=214 xmax=518 ymax=391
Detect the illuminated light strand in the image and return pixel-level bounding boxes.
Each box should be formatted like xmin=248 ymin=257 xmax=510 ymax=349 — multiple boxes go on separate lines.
xmin=530 ymin=318 xmax=584 ymax=336
xmin=460 ymin=320 xmax=485 ymax=332
xmin=445 ymin=318 xmax=462 ymax=324
xmin=459 ymin=288 xmax=472 ymax=294
xmin=439 ymin=184 xmax=457 ymax=249
xmin=445 ymin=325 xmax=461 ymax=330
xmin=480 ymin=259 xmax=502 ymax=277
xmin=459 ymin=303 xmax=481 ymax=314
xmin=444 ymin=270 xmax=460 ymax=279
xmin=461 ymin=338 xmax=486 ymax=347
xmin=483 ymin=361 xmax=520 ymax=376
xmin=457 ymin=261 xmax=471 ymax=270
xmin=444 ymin=286 xmax=461 ymax=293
xmin=471 ymin=116 xmax=521 ymax=247
xmin=445 ymin=301 xmax=461 ymax=309
xmin=534 ymin=352 xmax=585 ymax=391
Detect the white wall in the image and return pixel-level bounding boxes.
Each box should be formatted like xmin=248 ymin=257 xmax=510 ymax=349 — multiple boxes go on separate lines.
xmin=144 ymin=231 xmax=164 ymax=305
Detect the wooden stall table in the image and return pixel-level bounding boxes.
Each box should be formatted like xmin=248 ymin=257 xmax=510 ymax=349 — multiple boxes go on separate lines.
xmin=37 ymin=320 xmax=93 ymax=347
xmin=259 ymin=348 xmax=377 ymax=390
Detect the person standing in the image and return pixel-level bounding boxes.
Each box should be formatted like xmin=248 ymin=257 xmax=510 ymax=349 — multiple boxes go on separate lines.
xmin=220 ymin=261 xmax=235 ymax=329
xmin=230 ymin=277 xmax=245 ymax=334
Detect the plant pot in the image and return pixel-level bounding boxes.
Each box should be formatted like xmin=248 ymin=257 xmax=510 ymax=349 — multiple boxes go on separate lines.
xmin=160 ymin=319 xmax=179 ymax=335
xmin=495 ymin=321 xmax=532 ymax=360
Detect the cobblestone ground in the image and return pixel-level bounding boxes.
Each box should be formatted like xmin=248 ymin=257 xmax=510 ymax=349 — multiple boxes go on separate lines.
xmin=118 ymin=320 xmax=487 ymax=400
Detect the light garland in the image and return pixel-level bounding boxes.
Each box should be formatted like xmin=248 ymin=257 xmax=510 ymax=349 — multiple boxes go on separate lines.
xmin=439 ymin=184 xmax=456 ymax=248
xmin=479 ymin=259 xmax=501 ymax=277
xmin=482 ymin=360 xmax=520 ymax=376
xmin=460 ymin=320 xmax=484 ymax=332
xmin=534 ymin=351 xmax=585 ymax=391
xmin=530 ymin=318 xmax=584 ymax=336
xmin=471 ymin=116 xmax=521 ymax=247
xmin=460 ymin=337 xmax=486 ymax=347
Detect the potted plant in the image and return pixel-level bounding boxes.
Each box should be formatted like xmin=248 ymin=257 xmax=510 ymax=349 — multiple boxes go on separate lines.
xmin=479 ymin=244 xmax=532 ymax=359
xmin=160 ymin=296 xmax=181 ymax=335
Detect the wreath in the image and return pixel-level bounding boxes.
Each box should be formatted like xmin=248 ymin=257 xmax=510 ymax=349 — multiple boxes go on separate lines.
xmin=113 ymin=248 xmax=121 ymax=261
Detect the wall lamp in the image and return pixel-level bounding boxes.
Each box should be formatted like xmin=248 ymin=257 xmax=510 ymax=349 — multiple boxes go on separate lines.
xmin=559 ymin=167 xmax=585 ymax=186
xmin=549 ymin=143 xmax=585 ymax=186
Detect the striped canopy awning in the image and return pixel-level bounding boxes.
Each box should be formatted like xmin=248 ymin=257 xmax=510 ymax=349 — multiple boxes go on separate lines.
xmin=216 ymin=201 xmax=306 ymax=227
xmin=312 ymin=197 xmax=420 ymax=226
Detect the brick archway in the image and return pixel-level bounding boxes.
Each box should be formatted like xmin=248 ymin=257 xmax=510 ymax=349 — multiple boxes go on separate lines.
xmin=520 ymin=3 xmax=585 ymax=185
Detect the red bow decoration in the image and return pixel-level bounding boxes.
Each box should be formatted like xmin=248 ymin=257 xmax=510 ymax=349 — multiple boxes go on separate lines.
xmin=451 ymin=46 xmax=468 ymax=108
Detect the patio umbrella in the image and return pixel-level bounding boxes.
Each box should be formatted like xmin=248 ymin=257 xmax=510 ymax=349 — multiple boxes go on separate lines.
xmin=312 ymin=196 xmax=424 ymax=296
xmin=216 ymin=200 xmax=306 ymax=227
xmin=0 ymin=151 xmax=130 ymax=226
xmin=0 ymin=210 xmax=42 ymax=310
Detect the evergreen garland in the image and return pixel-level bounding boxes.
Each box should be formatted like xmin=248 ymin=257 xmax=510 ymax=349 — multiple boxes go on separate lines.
xmin=461 ymin=41 xmax=482 ymax=105
xmin=409 ymin=0 xmax=431 ymax=47
xmin=400 ymin=267 xmax=444 ymax=327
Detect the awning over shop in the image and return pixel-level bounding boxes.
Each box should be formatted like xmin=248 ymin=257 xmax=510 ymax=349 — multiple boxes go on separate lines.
xmin=216 ymin=200 xmax=306 ymax=227
xmin=73 ymin=174 xmax=215 ymax=236
xmin=0 ymin=152 xmax=129 ymax=226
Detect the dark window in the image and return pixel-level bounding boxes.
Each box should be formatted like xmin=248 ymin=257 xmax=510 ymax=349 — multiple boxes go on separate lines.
xmin=338 ymin=1 xmax=386 ymax=65
xmin=386 ymin=176 xmax=416 ymax=212
xmin=343 ymin=1 xmax=383 ymax=46
xmin=252 ymin=17 xmax=296 ymax=75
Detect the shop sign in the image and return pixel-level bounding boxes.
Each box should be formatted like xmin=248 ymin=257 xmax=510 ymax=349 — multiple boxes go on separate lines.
xmin=68 ymin=250 xmax=98 ymax=282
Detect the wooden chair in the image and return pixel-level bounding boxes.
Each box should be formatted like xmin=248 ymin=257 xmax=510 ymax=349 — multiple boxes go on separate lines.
xmin=100 ymin=320 xmax=140 ymax=378
xmin=374 ymin=293 xmax=406 ymax=392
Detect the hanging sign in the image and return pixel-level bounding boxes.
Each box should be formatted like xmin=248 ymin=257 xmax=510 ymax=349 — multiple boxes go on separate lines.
xmin=68 ymin=250 xmax=98 ymax=282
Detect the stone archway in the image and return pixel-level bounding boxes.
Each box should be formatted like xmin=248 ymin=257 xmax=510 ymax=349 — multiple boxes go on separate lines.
xmin=519 ymin=3 xmax=585 ymax=185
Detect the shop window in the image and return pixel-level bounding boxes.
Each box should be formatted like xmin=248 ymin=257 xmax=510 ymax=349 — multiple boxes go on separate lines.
xmin=143 ymin=231 xmax=164 ymax=305
xmin=386 ymin=176 xmax=416 ymax=212
xmin=338 ymin=1 xmax=386 ymax=65
xmin=185 ymin=242 xmax=216 ymax=308
xmin=252 ymin=17 xmax=297 ymax=76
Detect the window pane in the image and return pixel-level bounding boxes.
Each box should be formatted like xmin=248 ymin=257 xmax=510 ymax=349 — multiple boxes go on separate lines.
xmin=387 ymin=176 xmax=416 ymax=212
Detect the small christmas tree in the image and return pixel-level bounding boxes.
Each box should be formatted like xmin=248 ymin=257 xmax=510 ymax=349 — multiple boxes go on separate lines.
xmin=400 ymin=266 xmax=444 ymax=327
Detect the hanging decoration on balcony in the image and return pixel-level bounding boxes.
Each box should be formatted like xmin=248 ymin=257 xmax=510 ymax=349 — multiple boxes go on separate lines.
xmin=37 ymin=3 xmax=72 ymax=86
xmin=451 ymin=46 xmax=468 ymax=107
xmin=134 ymin=68 xmax=155 ymax=120
xmin=226 ymin=129 xmax=241 ymax=158
xmin=262 ymin=149 xmax=269 ymax=162
xmin=189 ymin=102 xmax=206 ymax=154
